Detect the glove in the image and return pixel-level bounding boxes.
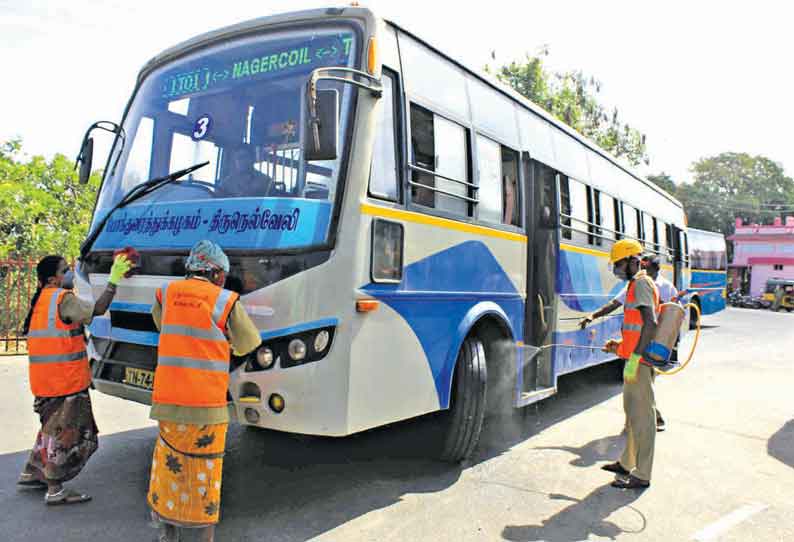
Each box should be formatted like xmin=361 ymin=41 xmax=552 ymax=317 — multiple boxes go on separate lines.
xmin=623 ymin=353 xmax=642 ymax=383
xmin=602 ymin=339 xmax=621 ymax=354
xmin=579 ymin=315 xmax=594 ymax=329
xmin=108 ymin=254 xmax=132 ymax=285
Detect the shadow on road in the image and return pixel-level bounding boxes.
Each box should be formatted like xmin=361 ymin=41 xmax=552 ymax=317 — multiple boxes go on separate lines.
xmin=533 ymin=433 xmax=624 ymax=468
xmin=502 ymin=483 xmax=646 ymax=541
xmin=768 ymin=419 xmax=794 ymax=468
xmin=0 ymin=362 xmax=622 ymax=541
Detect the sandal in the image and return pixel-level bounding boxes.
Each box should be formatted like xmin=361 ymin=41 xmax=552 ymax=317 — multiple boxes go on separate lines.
xmin=45 ymin=488 xmax=92 ymax=505
xmin=17 ymin=473 xmax=47 ymax=490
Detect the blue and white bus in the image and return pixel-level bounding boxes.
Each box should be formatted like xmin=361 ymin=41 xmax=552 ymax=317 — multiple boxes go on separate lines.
xmin=687 ymin=227 xmax=727 ymax=321
xmin=75 ymin=6 xmax=689 ymax=461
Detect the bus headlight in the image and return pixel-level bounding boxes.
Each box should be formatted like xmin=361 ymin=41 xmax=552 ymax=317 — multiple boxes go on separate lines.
xmin=288 ymin=339 xmax=307 ymax=361
xmin=245 ymin=326 xmax=335 ymax=371
xmin=314 ymin=330 xmax=330 ymax=353
xmin=255 ymin=347 xmax=275 ymax=369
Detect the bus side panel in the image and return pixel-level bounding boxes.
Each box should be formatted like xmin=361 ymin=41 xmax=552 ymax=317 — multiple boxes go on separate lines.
xmin=354 ymin=212 xmax=525 ymax=429
xmin=691 ymin=270 xmax=727 ymax=315
xmin=553 ymin=244 xmax=624 ymax=376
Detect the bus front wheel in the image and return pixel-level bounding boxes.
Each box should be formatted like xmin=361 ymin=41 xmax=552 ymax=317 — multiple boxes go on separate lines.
xmin=439 ymin=337 xmax=488 ymax=463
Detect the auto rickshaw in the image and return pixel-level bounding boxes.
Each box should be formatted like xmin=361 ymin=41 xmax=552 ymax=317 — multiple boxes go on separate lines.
xmin=763 ymin=278 xmax=794 ymax=312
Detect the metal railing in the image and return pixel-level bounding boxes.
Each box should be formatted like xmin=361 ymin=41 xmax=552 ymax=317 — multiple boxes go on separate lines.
xmin=1 ymin=259 xmax=36 ymax=355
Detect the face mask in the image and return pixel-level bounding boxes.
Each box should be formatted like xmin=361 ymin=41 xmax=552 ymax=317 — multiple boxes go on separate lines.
xmin=612 ymin=261 xmax=629 ymax=281
xmin=62 ymin=270 xmax=75 ymax=290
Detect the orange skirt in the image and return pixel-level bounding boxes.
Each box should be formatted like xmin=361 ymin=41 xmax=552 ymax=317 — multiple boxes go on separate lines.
xmin=147 ymin=422 xmax=227 ymax=527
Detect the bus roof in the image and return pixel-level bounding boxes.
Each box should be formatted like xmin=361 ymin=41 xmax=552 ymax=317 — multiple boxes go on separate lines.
xmin=687 ymin=227 xmax=726 ymax=238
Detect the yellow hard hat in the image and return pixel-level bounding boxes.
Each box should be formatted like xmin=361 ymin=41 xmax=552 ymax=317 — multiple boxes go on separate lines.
xmin=609 ymin=239 xmax=643 ymax=264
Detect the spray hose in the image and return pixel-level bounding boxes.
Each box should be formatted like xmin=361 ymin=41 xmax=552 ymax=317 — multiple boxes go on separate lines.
xmin=538 ymin=302 xmax=703 ymax=377
xmin=654 ymin=302 xmax=701 ymax=376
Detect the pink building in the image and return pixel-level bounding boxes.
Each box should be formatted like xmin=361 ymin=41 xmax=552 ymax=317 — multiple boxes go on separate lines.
xmin=728 ymin=216 xmax=794 ymax=295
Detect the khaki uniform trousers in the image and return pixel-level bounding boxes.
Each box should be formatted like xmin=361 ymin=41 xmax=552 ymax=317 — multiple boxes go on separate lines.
xmin=620 ymin=363 xmax=656 ymax=481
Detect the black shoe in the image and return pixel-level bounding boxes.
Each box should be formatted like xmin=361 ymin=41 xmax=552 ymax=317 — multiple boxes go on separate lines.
xmin=601 ymin=462 xmax=630 ymax=476
xmin=656 ymin=418 xmax=666 ymax=432
xmin=611 ymin=474 xmax=650 ymax=489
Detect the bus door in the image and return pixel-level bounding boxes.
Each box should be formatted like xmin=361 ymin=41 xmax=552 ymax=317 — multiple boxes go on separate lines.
xmin=519 ymin=155 xmax=558 ymax=401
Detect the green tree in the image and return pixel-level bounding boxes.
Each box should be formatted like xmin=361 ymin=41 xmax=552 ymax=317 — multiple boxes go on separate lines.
xmin=490 ymin=50 xmax=649 ymax=166
xmin=646 ymin=172 xmax=677 ymax=195
xmin=0 ymin=139 xmax=101 ymax=260
xmin=677 ymin=152 xmax=794 ymax=234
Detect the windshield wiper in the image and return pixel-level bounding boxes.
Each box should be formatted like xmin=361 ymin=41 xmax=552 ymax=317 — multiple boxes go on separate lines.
xmin=80 ymin=161 xmax=209 ymax=259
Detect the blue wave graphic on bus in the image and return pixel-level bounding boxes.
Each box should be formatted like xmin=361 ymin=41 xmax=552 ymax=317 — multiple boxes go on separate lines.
xmin=557 ymin=249 xmax=624 ymax=312
xmin=690 ymin=270 xmax=727 ymax=315
xmin=363 ymin=241 xmax=523 ymax=407
xmin=92 ymin=198 xmax=331 ymax=250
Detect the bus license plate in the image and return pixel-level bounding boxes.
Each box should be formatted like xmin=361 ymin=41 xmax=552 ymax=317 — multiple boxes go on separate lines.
xmin=124 ymin=367 xmax=154 ymax=391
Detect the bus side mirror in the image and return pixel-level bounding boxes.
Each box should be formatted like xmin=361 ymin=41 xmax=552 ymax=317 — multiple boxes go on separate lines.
xmin=305 ymin=89 xmax=339 ymax=162
xmin=77 ymin=137 xmax=94 ymax=185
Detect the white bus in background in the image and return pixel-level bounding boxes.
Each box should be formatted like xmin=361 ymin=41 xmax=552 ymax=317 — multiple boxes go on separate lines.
xmin=75 ymin=6 xmax=688 ymax=461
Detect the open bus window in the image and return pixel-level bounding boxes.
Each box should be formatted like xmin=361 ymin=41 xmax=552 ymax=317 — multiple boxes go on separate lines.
xmin=501 ymin=147 xmax=520 ymax=227
xmin=409 ymin=103 xmax=471 ymax=216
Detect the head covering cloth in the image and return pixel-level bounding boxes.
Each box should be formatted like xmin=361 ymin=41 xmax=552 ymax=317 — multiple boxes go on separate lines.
xmin=185 ymin=240 xmax=230 ymax=274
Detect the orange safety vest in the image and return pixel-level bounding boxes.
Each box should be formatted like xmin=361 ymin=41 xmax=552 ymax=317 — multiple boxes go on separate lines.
xmin=27 ymin=288 xmax=90 ymax=397
xmin=152 ymin=278 xmax=238 ymax=408
xmin=617 ymin=272 xmax=660 ymax=364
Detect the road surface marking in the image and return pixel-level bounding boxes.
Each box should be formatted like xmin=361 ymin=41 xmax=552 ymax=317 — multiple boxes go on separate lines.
xmin=692 ymin=503 xmax=768 ymax=541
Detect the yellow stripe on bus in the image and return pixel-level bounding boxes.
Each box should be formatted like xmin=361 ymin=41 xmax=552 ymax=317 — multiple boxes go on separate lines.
xmin=690 ymin=268 xmax=727 ymax=274
xmin=560 ymin=243 xmax=610 ymax=258
xmin=360 ymin=203 xmax=527 ymax=242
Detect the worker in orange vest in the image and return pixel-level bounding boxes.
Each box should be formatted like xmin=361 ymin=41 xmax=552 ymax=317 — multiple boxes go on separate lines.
xmin=147 ymin=240 xmax=260 ymax=542
xmin=600 ymin=239 xmax=660 ymax=490
xmin=19 ymin=253 xmax=131 ymax=504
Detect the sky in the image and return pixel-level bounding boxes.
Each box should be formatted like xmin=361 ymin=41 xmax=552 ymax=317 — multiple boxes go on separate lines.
xmin=1 ymin=0 xmax=792 ymax=184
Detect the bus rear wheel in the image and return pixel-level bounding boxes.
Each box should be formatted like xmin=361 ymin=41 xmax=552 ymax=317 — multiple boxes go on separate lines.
xmin=438 ymin=337 xmax=487 ymax=463
xmin=689 ymin=299 xmax=701 ymax=330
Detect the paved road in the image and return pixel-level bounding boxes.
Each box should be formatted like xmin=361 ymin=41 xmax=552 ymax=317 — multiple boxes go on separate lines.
xmin=1 ymin=308 xmax=793 ymax=541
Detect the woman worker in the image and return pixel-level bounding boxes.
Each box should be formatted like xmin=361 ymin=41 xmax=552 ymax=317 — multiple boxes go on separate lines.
xmin=18 ymin=253 xmax=131 ymax=504
xmin=147 ymin=240 xmax=260 ymax=542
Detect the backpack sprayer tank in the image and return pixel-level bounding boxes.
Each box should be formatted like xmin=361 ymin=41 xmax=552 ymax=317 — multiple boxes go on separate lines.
xmin=643 ymin=302 xmax=686 ymax=364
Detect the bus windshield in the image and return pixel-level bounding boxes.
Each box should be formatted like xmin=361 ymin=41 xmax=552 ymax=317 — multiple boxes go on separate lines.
xmin=91 ymin=25 xmax=359 ymax=252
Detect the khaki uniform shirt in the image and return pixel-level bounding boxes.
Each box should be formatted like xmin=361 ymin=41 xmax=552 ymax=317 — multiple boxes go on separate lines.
xmin=149 ymin=278 xmax=261 ymax=425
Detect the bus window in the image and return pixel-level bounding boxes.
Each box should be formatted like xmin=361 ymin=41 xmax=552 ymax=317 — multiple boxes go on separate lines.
xmin=120 ymin=116 xmax=154 ymax=194
xmin=585 ymin=186 xmax=602 ymax=246
xmin=171 ymin=133 xmax=219 ymax=184
xmin=410 ymin=104 xmax=471 ymax=216
xmin=636 ymin=209 xmax=645 ymax=242
xmin=501 ymin=147 xmax=520 ymax=226
xmin=559 ymin=176 xmax=572 ymax=240
xmin=614 ymin=199 xmax=624 ymax=240
xmin=476 ymin=135 xmax=503 ymax=223
xmin=643 ymin=212 xmax=654 ymax=250
xmin=569 ymin=178 xmax=588 ymax=242
xmin=369 ymin=72 xmax=400 ymax=202
xmin=601 ymin=192 xmax=615 ymax=241
xmin=652 ymin=217 xmax=660 ymax=254
xmin=624 ymin=204 xmax=637 ymax=241
xmin=662 ymin=223 xmax=672 ymax=262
